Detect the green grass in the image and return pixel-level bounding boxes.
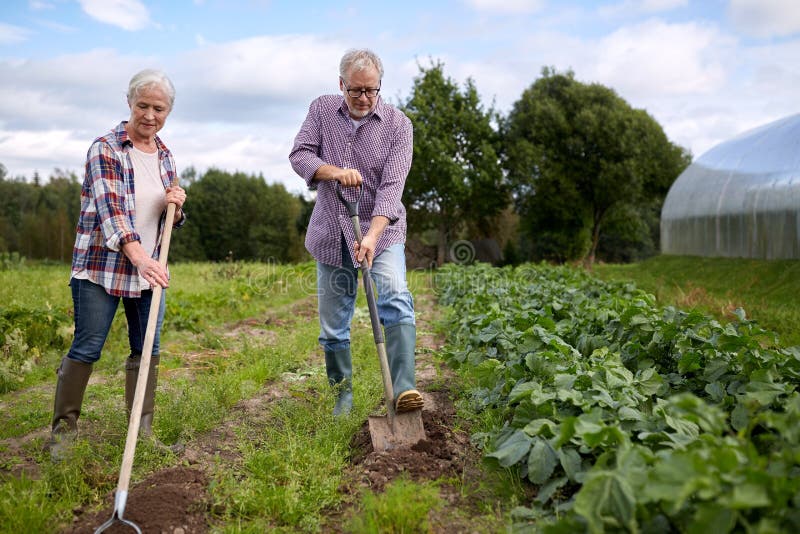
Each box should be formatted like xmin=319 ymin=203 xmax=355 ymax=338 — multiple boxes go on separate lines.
xmin=345 ymin=477 xmax=443 ymax=534
xmin=593 ymin=255 xmax=800 ymax=346
xmin=1 ymin=263 xmax=495 ymax=533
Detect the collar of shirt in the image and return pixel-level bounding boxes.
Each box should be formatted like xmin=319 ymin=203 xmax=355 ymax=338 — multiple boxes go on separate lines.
xmin=114 ymin=121 xmax=170 ymax=153
xmin=338 ymin=96 xmax=386 ymax=123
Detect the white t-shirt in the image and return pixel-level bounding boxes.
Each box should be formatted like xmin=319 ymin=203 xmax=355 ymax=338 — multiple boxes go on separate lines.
xmin=72 ymin=147 xmax=166 ymax=290
xmin=129 ymin=147 xmax=167 ymax=290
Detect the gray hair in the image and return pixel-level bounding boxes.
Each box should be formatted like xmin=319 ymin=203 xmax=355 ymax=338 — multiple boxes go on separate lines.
xmin=127 ymin=69 xmax=175 ymax=109
xmin=339 ymin=49 xmax=384 ymax=80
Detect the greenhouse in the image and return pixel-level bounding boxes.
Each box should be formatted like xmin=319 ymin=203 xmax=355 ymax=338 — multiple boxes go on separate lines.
xmin=661 ymin=113 xmax=800 ymax=259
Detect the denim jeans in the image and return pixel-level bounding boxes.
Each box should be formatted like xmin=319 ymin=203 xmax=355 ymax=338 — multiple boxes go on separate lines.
xmin=66 ymin=278 xmax=166 ymax=364
xmin=317 ymin=239 xmax=415 ymax=352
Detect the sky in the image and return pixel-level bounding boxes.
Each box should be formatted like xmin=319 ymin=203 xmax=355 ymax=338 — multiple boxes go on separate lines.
xmin=1 ymin=0 xmax=799 ymax=194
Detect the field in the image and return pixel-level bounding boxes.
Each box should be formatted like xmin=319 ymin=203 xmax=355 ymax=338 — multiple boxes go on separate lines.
xmin=593 ymin=255 xmax=800 ymax=346
xmin=0 ymin=257 xmax=798 ymax=532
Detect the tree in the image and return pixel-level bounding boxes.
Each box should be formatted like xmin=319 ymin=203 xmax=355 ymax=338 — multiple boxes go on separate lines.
xmin=401 ymin=61 xmax=508 ymax=265
xmin=185 ymin=169 xmax=304 ymax=262
xmin=504 ymin=68 xmax=690 ymax=265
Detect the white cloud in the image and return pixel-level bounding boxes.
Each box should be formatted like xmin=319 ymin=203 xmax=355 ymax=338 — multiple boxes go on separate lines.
xmin=0 ymin=22 xmax=31 ymax=44
xmin=728 ymin=0 xmax=800 ymax=38
xmin=641 ymin=0 xmax=688 ymax=12
xmin=589 ymin=19 xmax=732 ymax=97
xmin=599 ymin=0 xmax=687 ymax=18
xmin=0 ymin=128 xmax=87 ymax=179
xmin=0 ymin=49 xmax=157 ymax=179
xmin=29 ymin=1 xmax=55 ymax=10
xmin=463 ymin=0 xmax=545 ymax=15
xmin=166 ymin=121 xmax=302 ymax=192
xmin=0 ymin=37 xmax=348 ymax=187
xmin=174 ymin=34 xmax=345 ymax=107
xmin=77 ymin=0 xmax=151 ymax=31
xmin=34 ymin=18 xmax=78 ymax=33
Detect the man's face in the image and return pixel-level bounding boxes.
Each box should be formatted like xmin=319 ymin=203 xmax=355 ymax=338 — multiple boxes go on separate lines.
xmin=340 ymin=66 xmax=381 ymax=119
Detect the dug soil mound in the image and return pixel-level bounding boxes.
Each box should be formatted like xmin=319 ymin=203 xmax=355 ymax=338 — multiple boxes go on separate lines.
xmin=64 ymin=467 xmax=210 ymax=533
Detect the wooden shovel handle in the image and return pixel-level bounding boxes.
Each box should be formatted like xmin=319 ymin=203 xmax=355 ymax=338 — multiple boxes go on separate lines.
xmin=114 ymin=201 xmax=177 ymax=516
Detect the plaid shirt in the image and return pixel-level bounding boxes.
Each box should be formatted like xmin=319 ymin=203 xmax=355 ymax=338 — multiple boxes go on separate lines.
xmin=290 ymin=94 xmax=413 ymax=267
xmin=71 ymin=121 xmax=180 ymax=298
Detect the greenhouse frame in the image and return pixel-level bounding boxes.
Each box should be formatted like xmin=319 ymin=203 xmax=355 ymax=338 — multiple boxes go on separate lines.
xmin=661 ymin=113 xmax=800 ymax=259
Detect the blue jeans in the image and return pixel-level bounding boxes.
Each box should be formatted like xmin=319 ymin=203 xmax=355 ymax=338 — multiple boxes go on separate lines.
xmin=66 ymin=278 xmax=166 ymax=364
xmin=317 ymin=239 xmax=414 ymax=352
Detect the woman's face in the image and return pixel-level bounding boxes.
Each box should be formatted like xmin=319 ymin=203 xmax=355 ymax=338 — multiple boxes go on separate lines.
xmin=127 ymin=85 xmax=171 ymax=143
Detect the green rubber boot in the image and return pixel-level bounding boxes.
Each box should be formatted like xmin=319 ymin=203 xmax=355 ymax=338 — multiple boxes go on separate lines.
xmin=325 ymin=347 xmax=353 ymax=416
xmin=48 ymin=356 xmax=93 ymax=461
xmin=126 ymin=354 xmax=183 ymax=453
xmin=385 ymin=323 xmax=423 ymax=412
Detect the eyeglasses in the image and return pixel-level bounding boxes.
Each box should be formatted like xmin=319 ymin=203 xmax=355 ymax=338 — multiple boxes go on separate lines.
xmin=341 ymin=78 xmax=381 ymax=99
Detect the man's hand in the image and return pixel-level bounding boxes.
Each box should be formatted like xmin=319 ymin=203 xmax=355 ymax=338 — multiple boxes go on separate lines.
xmin=355 ymin=216 xmax=390 ymax=268
xmin=313 ymin=164 xmax=363 ymax=187
xmin=336 ymin=167 xmax=363 ymax=187
xmin=355 ymin=233 xmax=377 ymax=267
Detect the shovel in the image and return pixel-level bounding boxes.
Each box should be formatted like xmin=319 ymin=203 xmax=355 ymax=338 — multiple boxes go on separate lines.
xmin=95 ymin=199 xmax=178 ymax=534
xmin=336 ymin=182 xmax=426 ymax=451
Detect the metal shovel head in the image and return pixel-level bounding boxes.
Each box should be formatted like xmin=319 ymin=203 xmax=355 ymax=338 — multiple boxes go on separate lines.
xmin=368 ymin=410 xmax=426 ymax=451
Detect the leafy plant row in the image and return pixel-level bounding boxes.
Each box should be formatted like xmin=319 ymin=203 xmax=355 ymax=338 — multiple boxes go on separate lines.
xmin=0 ymin=305 xmax=71 ymax=392
xmin=435 ymin=263 xmax=800 ymax=533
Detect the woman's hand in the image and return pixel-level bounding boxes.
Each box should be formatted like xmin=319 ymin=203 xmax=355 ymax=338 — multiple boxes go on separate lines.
xmin=165 ymin=185 xmax=186 ymax=223
xmin=137 ymin=256 xmax=169 ymax=288
xmin=122 ymin=241 xmax=169 ymax=288
xmin=165 ymin=186 xmax=186 ymax=209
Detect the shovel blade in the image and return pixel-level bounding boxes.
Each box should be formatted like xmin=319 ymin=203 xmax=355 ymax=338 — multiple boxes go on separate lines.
xmin=368 ymin=410 xmax=426 ymax=451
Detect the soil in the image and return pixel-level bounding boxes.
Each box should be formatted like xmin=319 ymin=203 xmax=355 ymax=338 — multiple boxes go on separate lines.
xmin=45 ymin=293 xmax=497 ymax=533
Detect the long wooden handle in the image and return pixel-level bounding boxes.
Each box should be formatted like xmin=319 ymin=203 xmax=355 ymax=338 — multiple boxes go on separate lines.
xmin=113 ymin=202 xmax=177 ymax=518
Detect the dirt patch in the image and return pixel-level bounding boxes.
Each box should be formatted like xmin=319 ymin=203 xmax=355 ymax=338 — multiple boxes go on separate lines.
xmin=64 ymin=467 xmax=210 ymax=534
xmin=345 ymin=390 xmax=470 ymax=492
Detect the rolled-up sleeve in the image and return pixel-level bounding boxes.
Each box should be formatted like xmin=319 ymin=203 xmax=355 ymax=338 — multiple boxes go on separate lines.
xmin=289 ymin=98 xmax=327 ymax=190
xmin=372 ymin=116 xmax=413 ymax=223
xmin=86 ymin=141 xmax=140 ymax=251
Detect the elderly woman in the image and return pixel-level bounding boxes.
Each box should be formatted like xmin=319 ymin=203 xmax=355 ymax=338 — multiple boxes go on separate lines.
xmin=48 ymin=69 xmax=186 ymax=459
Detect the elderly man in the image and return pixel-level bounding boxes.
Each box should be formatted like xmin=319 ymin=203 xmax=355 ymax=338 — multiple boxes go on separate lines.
xmin=289 ymin=48 xmax=422 ymax=416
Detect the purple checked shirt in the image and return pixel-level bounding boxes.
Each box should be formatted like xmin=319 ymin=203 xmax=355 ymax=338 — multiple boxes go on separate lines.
xmin=289 ymin=94 xmax=413 ymax=267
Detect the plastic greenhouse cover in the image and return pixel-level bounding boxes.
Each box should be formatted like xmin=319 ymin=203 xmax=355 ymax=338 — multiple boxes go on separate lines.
xmin=661 ymin=113 xmax=800 ymax=259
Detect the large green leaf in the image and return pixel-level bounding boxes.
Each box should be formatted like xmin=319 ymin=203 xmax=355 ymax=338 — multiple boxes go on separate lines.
xmin=574 ymin=471 xmax=637 ymax=534
xmin=527 ymin=438 xmax=558 ymax=484
xmin=487 ymin=429 xmax=532 ymax=468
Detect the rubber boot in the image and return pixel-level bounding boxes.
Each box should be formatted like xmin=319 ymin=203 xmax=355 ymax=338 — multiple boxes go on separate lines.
xmin=325 ymin=347 xmax=353 ymax=416
xmin=385 ymin=323 xmax=423 ymax=412
xmin=126 ymin=354 xmax=183 ymax=453
xmin=48 ymin=356 xmax=93 ymax=461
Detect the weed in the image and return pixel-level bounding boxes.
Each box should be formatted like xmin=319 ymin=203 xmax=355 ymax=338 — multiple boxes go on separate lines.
xmin=345 ymin=477 xmax=443 ymax=534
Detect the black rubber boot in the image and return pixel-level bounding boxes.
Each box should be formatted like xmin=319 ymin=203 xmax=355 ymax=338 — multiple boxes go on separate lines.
xmin=48 ymin=356 xmax=93 ymax=461
xmin=325 ymin=347 xmax=353 ymax=416
xmin=126 ymin=354 xmax=183 ymax=453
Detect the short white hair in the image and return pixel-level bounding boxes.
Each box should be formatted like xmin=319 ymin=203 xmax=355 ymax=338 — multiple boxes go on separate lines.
xmin=339 ymin=49 xmax=384 ymax=80
xmin=127 ymin=69 xmax=175 ymax=109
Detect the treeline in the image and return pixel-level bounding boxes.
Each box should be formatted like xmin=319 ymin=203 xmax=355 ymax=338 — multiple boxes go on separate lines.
xmin=0 ymin=165 xmax=310 ymax=264
xmin=1 ymin=64 xmax=691 ymax=266
xmin=402 ymin=64 xmax=691 ymax=266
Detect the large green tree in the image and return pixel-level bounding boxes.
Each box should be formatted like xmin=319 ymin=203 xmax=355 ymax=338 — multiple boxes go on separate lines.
xmin=504 ymin=68 xmax=690 ymax=265
xmin=183 ymin=169 xmax=304 ymax=263
xmin=401 ymin=61 xmax=508 ymax=265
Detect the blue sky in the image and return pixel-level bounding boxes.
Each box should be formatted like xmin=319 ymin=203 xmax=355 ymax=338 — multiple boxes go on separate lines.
xmin=1 ymin=0 xmax=799 ymax=193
